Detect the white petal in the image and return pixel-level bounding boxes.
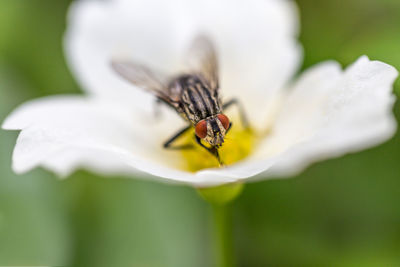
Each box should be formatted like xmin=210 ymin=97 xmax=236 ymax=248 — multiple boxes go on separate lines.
xmin=3 ymin=96 xmax=140 ymax=175
xmin=224 ymin=56 xmax=398 ymax=181
xmin=266 ymin=56 xmax=398 ymax=177
xmin=65 ymin=0 xmax=301 ymax=122
xmin=2 ymin=96 xmax=242 ymax=187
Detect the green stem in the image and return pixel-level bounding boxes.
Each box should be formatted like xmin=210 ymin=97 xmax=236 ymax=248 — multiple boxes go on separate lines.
xmin=197 ymin=183 xmax=243 ymax=267
xmin=212 ymin=203 xmax=235 ymax=267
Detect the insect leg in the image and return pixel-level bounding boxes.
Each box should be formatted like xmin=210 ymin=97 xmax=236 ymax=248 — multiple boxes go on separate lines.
xmin=163 ymin=125 xmax=193 ymax=150
xmin=195 ymin=135 xmax=224 ymax=166
xmin=222 ymin=98 xmax=249 ymax=128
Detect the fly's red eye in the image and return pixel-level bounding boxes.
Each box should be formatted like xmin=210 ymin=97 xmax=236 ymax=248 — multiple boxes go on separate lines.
xmin=217 ymin=114 xmax=230 ymax=130
xmin=195 ymin=120 xmax=208 ymax=139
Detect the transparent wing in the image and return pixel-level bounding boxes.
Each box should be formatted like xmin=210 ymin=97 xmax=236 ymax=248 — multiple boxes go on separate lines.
xmin=111 ymin=60 xmax=172 ymax=102
xmin=187 ymin=35 xmax=219 ymax=91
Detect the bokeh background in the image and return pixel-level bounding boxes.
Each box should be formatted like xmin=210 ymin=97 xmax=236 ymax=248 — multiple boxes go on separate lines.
xmin=1 ymin=0 xmax=400 ymax=266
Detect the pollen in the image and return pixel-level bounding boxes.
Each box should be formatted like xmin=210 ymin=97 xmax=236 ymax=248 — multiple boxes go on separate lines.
xmin=179 ymin=120 xmax=258 ymax=172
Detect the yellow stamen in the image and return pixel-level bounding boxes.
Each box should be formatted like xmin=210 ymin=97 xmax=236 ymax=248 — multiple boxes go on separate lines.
xmin=179 ymin=120 xmax=258 ymax=172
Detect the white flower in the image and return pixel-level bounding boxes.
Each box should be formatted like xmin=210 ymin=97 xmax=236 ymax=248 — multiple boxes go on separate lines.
xmin=2 ymin=0 xmax=398 ymax=187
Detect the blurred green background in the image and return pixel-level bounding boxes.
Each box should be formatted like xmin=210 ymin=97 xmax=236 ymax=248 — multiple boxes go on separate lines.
xmin=1 ymin=0 xmax=400 ymax=266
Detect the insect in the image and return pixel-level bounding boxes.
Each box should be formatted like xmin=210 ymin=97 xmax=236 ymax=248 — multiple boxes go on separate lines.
xmin=111 ymin=35 xmax=248 ymax=165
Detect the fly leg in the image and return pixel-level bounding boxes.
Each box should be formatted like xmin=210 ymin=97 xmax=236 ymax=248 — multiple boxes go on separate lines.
xmin=222 ymin=98 xmax=249 ymax=128
xmin=163 ymin=125 xmax=194 ymax=150
xmin=195 ymin=135 xmax=224 ymax=166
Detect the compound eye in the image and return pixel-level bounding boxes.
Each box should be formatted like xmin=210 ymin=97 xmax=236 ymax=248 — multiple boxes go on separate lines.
xmin=217 ymin=114 xmax=230 ymax=130
xmin=195 ymin=120 xmax=208 ymax=139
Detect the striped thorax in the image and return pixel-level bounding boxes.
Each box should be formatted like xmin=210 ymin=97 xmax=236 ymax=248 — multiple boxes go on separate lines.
xmin=169 ymin=75 xmax=230 ymax=146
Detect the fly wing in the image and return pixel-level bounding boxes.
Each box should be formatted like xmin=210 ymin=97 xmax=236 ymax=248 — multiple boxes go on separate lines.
xmin=111 ymin=60 xmax=174 ymax=104
xmin=187 ymin=35 xmax=219 ymax=91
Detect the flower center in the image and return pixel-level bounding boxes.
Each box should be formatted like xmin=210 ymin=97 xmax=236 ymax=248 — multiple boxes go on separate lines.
xmin=179 ymin=118 xmax=258 ymax=172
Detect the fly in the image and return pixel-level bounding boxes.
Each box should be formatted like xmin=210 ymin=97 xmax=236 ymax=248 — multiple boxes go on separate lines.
xmin=111 ymin=35 xmax=248 ymax=166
